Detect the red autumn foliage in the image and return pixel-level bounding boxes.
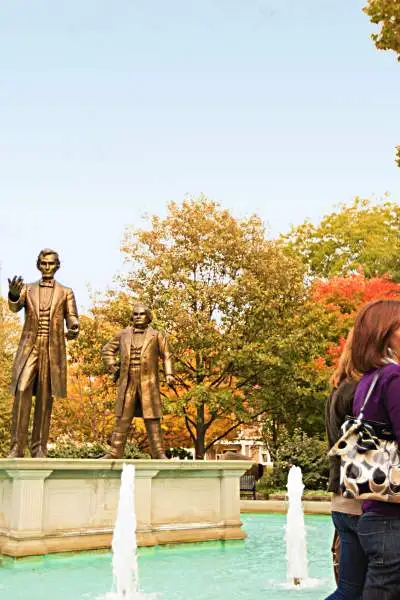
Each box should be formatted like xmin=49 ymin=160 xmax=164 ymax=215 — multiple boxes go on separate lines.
xmin=312 ymin=272 xmax=400 ymax=318
xmin=312 ymin=273 xmax=400 ymax=371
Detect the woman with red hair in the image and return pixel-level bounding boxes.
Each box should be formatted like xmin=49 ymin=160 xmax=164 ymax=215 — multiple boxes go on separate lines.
xmin=351 ymin=299 xmax=400 ymax=599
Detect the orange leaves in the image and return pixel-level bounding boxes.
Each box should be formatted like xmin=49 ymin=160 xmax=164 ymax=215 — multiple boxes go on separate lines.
xmin=311 ymin=272 xmax=400 ymax=320
xmin=311 ymin=273 xmax=400 ymax=372
xmin=314 ymin=356 xmax=327 ymax=370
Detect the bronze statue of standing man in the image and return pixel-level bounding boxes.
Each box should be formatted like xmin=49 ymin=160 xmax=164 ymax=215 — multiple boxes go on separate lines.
xmin=102 ymin=303 xmax=174 ymax=459
xmin=8 ymin=249 xmax=79 ymax=458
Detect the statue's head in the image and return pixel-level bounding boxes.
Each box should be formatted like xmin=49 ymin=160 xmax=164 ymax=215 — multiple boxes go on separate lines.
xmin=36 ymin=248 xmax=60 ymax=279
xmin=131 ymin=303 xmax=152 ymax=329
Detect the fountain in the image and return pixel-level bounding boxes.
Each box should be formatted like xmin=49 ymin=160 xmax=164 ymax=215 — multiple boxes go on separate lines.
xmin=0 ymin=462 xmax=333 ymax=599
xmin=285 ymin=465 xmax=308 ymax=587
xmin=105 ymin=463 xmax=144 ymax=600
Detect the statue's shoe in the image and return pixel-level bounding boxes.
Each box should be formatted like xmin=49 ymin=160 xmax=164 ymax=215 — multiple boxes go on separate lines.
xmin=32 ymin=449 xmax=47 ymax=458
xmin=7 ymin=445 xmax=23 ymax=458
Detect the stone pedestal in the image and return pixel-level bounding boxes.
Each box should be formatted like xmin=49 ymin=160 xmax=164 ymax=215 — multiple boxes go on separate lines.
xmin=0 ymin=459 xmax=251 ymax=557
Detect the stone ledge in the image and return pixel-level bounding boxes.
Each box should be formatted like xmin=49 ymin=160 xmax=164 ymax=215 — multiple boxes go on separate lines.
xmin=268 ymin=493 xmax=330 ymax=502
xmin=0 ymin=521 xmax=246 ymax=557
xmin=0 ymin=458 xmax=253 ymax=473
xmin=240 ymin=499 xmax=331 ymax=515
xmin=0 ymin=460 xmax=250 ymax=557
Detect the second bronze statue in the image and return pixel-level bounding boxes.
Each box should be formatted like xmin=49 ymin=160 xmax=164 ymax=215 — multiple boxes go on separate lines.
xmin=101 ymin=303 xmax=174 ymax=459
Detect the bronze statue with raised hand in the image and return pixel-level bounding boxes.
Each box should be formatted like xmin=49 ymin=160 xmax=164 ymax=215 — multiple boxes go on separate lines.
xmin=102 ymin=303 xmax=174 ymax=459
xmin=8 ymin=249 xmax=79 ymax=458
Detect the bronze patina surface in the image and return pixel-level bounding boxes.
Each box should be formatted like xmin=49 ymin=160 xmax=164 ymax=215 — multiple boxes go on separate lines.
xmin=8 ymin=249 xmax=79 ymax=457
xmin=102 ymin=303 xmax=174 ymax=459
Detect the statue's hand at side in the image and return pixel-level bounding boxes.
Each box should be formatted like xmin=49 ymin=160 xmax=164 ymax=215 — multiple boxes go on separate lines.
xmin=66 ymin=324 xmax=79 ymax=340
xmin=8 ymin=275 xmax=24 ymax=301
xmin=106 ymin=364 xmax=120 ymax=382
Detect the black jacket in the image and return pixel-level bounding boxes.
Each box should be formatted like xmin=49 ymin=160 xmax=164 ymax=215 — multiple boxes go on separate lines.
xmin=325 ymin=380 xmax=358 ymax=493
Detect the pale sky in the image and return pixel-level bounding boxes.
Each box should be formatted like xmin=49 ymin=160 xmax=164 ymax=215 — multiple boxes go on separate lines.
xmin=0 ymin=0 xmax=399 ymax=310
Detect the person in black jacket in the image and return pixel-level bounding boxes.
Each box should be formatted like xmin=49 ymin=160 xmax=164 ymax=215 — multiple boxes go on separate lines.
xmin=324 ymin=330 xmax=367 ymax=600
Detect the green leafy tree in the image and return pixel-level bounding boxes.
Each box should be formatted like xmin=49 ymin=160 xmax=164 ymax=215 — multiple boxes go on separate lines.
xmin=255 ymin=298 xmax=337 ymax=456
xmin=120 ymin=196 xmax=309 ymax=458
xmin=282 ymin=197 xmax=400 ymax=281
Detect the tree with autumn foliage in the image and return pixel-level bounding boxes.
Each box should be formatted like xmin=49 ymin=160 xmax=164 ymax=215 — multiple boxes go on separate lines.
xmin=310 ymin=271 xmax=400 ymax=372
xmin=261 ymin=272 xmax=400 ymax=460
xmin=283 ymin=197 xmax=400 ymax=281
xmin=51 ymin=295 xmax=133 ymax=445
xmin=0 ymin=298 xmax=21 ymax=456
xmin=119 ymin=196 xmax=310 ymax=458
xmin=51 ymin=197 xmax=400 ymax=460
xmin=282 ymin=196 xmax=400 ymax=394
xmin=69 ymin=289 xmax=332 ymax=459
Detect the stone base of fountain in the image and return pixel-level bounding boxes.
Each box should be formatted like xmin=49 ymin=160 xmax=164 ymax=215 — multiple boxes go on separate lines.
xmin=0 ymin=459 xmax=252 ymax=558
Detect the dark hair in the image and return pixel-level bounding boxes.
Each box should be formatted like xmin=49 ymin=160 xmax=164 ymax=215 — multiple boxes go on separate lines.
xmin=36 ymin=248 xmax=60 ymax=271
xmin=351 ymin=299 xmax=400 ymax=373
xmin=131 ymin=303 xmax=153 ymax=323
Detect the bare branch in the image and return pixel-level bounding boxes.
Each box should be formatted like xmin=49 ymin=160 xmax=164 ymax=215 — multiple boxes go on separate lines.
xmin=204 ymin=409 xmax=269 ymax=452
xmin=182 ymin=407 xmax=197 ymax=428
xmin=177 ymin=359 xmax=197 ymax=373
xmin=185 ymin=417 xmax=196 ymax=443
xmin=210 ymin=362 xmax=233 ymax=388
xmin=204 ymin=414 xmax=217 ymax=432
xmin=204 ymin=421 xmax=243 ymax=452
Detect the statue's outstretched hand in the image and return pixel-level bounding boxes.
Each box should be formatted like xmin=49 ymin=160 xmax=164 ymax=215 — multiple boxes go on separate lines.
xmin=8 ymin=275 xmax=24 ymax=300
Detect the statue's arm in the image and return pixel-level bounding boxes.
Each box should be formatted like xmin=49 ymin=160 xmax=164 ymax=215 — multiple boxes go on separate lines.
xmin=65 ymin=288 xmax=79 ymax=340
xmin=158 ymin=331 xmax=174 ymax=381
xmin=8 ymin=282 xmax=26 ymax=313
xmin=102 ymin=333 xmax=122 ymax=373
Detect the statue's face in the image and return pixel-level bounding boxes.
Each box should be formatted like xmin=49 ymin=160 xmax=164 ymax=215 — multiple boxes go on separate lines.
xmin=132 ymin=305 xmax=150 ymax=329
xmin=38 ymin=254 xmax=58 ymax=279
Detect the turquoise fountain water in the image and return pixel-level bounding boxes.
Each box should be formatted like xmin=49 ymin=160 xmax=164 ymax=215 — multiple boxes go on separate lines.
xmin=1 ymin=514 xmax=335 ymax=599
xmin=0 ymin=464 xmax=337 ymax=599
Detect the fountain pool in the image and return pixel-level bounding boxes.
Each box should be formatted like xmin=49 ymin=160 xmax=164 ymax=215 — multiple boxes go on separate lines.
xmin=1 ymin=513 xmax=335 ymax=600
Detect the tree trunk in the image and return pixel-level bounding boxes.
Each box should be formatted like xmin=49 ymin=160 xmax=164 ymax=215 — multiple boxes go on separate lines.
xmin=269 ymin=416 xmax=279 ymax=461
xmin=195 ymin=403 xmax=206 ymax=459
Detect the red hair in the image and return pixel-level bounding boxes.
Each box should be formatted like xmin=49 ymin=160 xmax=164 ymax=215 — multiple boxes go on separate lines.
xmin=351 ymin=299 xmax=400 ymax=373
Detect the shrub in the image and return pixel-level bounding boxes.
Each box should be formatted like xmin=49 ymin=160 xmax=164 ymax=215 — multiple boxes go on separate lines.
xmin=166 ymin=447 xmax=193 ymax=460
xmin=263 ymin=428 xmax=329 ymax=492
xmin=48 ymin=439 xmax=150 ymax=459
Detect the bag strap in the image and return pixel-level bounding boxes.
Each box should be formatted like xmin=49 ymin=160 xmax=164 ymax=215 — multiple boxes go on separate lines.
xmin=358 ymin=372 xmax=380 ymax=420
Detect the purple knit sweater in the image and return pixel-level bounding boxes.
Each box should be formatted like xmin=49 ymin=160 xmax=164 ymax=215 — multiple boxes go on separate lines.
xmin=353 ymin=363 xmax=400 ymax=516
